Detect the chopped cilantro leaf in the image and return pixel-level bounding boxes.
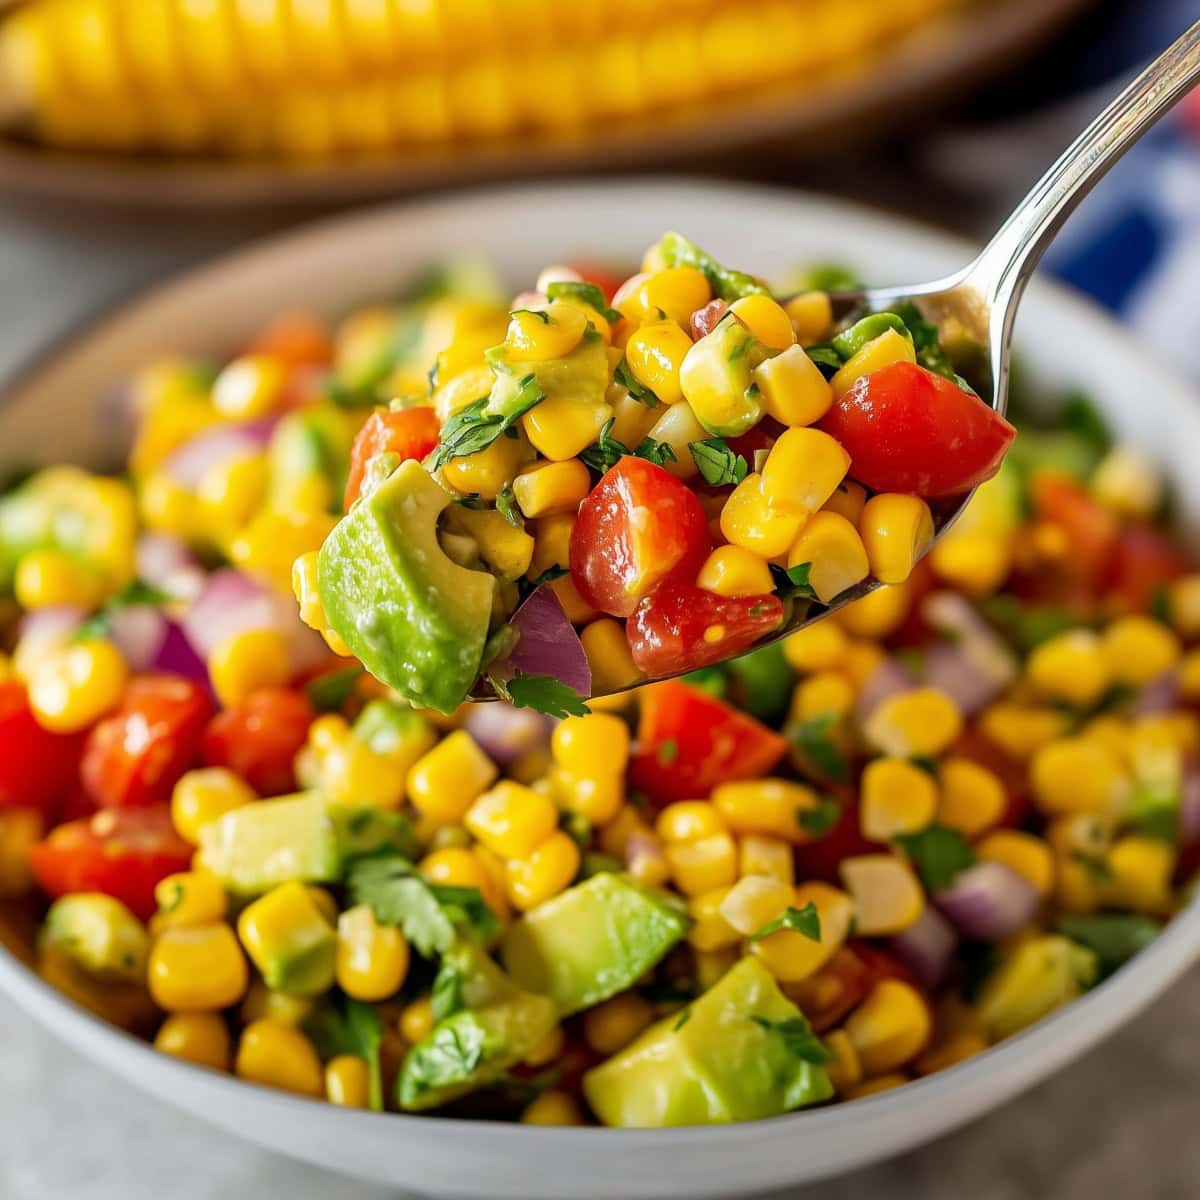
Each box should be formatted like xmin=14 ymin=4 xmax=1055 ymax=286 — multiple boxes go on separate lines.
xmin=580 ymin=419 xmax=675 ymax=473
xmin=495 ymin=487 xmax=523 ymax=528
xmin=306 ymin=666 xmax=365 ymax=713
xmin=770 ymin=561 xmax=817 ymax=601
xmin=432 ymin=379 xmax=543 ymax=470
xmin=303 ymin=995 xmax=384 ymax=1111
xmin=689 ymin=438 xmax=749 ymax=487
xmin=1055 ymin=913 xmax=1161 ymax=978
xmin=797 ymin=796 xmax=841 ymax=837
xmin=546 ymin=281 xmax=622 ymax=324
xmin=894 ymin=825 xmax=976 ymax=892
xmin=749 ymin=902 xmax=821 ymax=943
xmin=633 ymin=437 xmax=677 ymax=468
xmin=492 ymin=672 xmax=591 ymax=718
xmin=752 ymin=1016 xmax=831 ymax=1065
xmin=790 ymin=712 xmax=848 ymax=782
xmin=614 ymin=360 xmax=662 ymax=408
xmin=510 ymin=307 xmax=551 ymax=324
xmin=805 ymin=344 xmax=844 ymax=375
xmin=673 ymin=1009 xmax=692 ymax=1031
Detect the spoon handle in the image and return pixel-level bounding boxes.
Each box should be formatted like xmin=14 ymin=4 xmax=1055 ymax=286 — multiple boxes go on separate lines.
xmin=976 ymin=18 xmax=1200 ymax=319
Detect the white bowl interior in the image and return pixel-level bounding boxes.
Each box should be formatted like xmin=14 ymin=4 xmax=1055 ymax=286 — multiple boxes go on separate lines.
xmin=2 ymin=180 xmax=1199 ymax=1200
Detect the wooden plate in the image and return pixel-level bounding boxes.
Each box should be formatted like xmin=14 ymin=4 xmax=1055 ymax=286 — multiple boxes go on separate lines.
xmin=0 ymin=0 xmax=1093 ymax=210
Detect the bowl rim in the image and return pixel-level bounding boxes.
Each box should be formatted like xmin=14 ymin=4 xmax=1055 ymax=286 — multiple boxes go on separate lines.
xmin=1 ymin=176 xmax=1198 ymax=1192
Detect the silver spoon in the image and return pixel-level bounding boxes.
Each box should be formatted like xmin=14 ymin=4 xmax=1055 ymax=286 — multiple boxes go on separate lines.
xmin=594 ymin=17 xmax=1200 ymax=698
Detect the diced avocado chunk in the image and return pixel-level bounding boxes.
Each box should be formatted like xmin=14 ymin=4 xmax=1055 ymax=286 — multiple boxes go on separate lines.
xmin=657 ymin=232 xmax=769 ymax=302
xmin=485 ymin=329 xmax=610 ymax=413
xmin=502 ymin=873 xmax=688 ymax=1014
xmin=318 ymin=459 xmax=496 ymax=713
xmin=975 ymin=934 xmax=1098 ymax=1041
xmin=268 ymin=406 xmax=354 ymax=511
xmin=680 ymin=315 xmax=769 ymax=438
xmin=198 ymin=792 xmax=414 ymax=895
xmin=41 ymin=893 xmax=149 ymax=983
xmin=397 ymin=940 xmax=556 ymax=1111
xmin=583 ymin=957 xmax=833 ymax=1127
xmin=239 ymin=882 xmax=337 ymax=995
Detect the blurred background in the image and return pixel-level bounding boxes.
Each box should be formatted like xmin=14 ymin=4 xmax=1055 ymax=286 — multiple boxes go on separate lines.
xmin=1 ymin=0 xmax=1198 ymax=1196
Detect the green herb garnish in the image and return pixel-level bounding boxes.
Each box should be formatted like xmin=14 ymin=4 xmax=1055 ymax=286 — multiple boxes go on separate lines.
xmin=490 ymin=672 xmax=591 ymax=718
xmin=546 ymin=281 xmax=622 ymax=324
xmin=894 ymin=825 xmax=976 ymax=892
xmin=749 ymin=902 xmax=821 ymax=943
xmin=689 ymin=438 xmax=749 ymax=487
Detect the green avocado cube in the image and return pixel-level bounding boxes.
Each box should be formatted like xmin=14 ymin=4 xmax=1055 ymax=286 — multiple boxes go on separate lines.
xmin=501 ymin=873 xmax=689 ymax=1014
xmin=41 ymin=893 xmax=149 ymax=983
xmin=583 ymin=957 xmax=834 ymax=1127
xmin=318 ymin=458 xmax=496 ymax=714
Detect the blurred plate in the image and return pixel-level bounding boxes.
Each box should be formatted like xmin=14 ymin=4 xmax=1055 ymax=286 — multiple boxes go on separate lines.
xmin=0 ymin=0 xmax=1092 ymax=210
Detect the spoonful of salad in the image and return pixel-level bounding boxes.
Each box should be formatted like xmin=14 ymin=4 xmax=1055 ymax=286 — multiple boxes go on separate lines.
xmin=304 ymin=20 xmax=1200 ymax=717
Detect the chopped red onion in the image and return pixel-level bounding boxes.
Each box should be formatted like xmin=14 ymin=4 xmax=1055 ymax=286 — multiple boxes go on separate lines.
xmin=163 ymin=419 xmax=277 ymax=489
xmin=922 ymin=591 xmax=1018 ymax=716
xmin=889 ymin=905 xmax=959 ymax=991
xmin=510 ymin=290 xmax=547 ymax=311
xmin=493 ymin=587 xmax=592 ymax=697
xmin=1132 ymin=671 xmax=1180 ymax=717
xmin=924 ymin=641 xmax=1005 ymax=719
xmin=936 ymin=861 xmax=1041 ymax=942
xmin=855 ymin=658 xmax=916 ymax=724
xmin=153 ymin=619 xmax=212 ymax=688
xmin=108 ymin=605 xmax=169 ymax=671
xmin=463 ymin=703 xmax=552 ymax=767
xmin=18 ymin=605 xmax=85 ymax=648
xmin=136 ymin=533 xmax=205 ymax=602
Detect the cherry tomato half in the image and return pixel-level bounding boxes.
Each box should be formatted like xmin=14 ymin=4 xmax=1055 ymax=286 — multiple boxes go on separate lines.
xmin=81 ymin=675 xmax=213 ymax=809
xmin=819 ymin=362 xmax=1016 ymax=497
xmin=690 ymin=299 xmax=728 ymax=341
xmin=1105 ymin=524 xmax=1187 ymax=615
xmin=1029 ymin=471 xmax=1120 ymax=585
xmin=28 ymin=806 xmax=193 ymax=920
xmin=344 ymin=406 xmax=441 ymax=510
xmin=626 ymin=568 xmax=784 ymax=677
xmin=0 ymin=681 xmax=84 ymax=816
xmin=629 ymin=680 xmax=789 ymax=805
xmin=202 ymin=688 xmax=314 ymax=796
xmin=570 ymin=458 xmax=710 ymax=618
xmin=246 ymin=310 xmax=334 ymax=368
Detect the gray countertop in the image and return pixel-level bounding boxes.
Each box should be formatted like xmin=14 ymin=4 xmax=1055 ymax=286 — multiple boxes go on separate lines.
xmin=1 ymin=200 xmax=1197 ymax=1200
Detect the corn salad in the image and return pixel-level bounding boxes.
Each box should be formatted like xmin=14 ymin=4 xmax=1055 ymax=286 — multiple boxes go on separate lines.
xmin=0 ymin=259 xmax=1192 ymax=1128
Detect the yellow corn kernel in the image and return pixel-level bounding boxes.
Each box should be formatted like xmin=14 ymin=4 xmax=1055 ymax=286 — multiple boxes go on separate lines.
xmin=608 ymin=386 xmax=660 ymax=448
xmin=840 ymin=854 xmax=924 ymax=936
xmin=687 ymin=886 xmax=740 ymax=951
xmin=580 ymin=618 xmax=642 ymax=694
xmin=505 ymin=831 xmax=581 ymax=911
xmin=786 ymin=511 xmax=870 ymax=604
xmin=914 ymin=1031 xmax=988 ymax=1076
xmin=306 ymin=886 xmax=339 ymax=927
xmin=583 ymin=992 xmax=655 ymax=1056
xmin=823 ymin=1029 xmax=863 ymax=1094
xmin=665 ymin=831 xmax=739 ymax=897
xmin=521 ymin=1091 xmax=586 ymax=1126
xmin=975 ymin=830 xmax=1054 ymax=898
xmin=548 ymin=573 xmax=599 ymax=625
xmin=14 ymin=548 xmax=108 ymax=610
xmin=171 ymin=768 xmax=256 ymax=845
xmin=1091 ymin=446 xmax=1162 ymax=519
xmin=655 ymin=801 xmax=727 ymax=844
xmin=625 ymin=320 xmax=693 ymax=405
xmin=1026 ymin=630 xmax=1111 ymax=708
xmin=407 ymin=731 xmax=499 ymax=825
xmin=831 ymin=328 xmax=917 ymax=398
xmin=512 ymin=459 xmax=590 ymax=519
xmin=785 ymin=292 xmax=834 ymax=344
xmin=719 ymin=473 xmax=806 ymax=558
xmin=197 ymin=453 xmax=269 ymax=542
xmin=1134 ymin=712 xmax=1199 ymax=757
xmin=936 ymin=757 xmax=1006 ymax=838
xmin=1167 ymin=574 xmax=1200 ymax=639
xmin=782 ymin=622 xmax=848 ymax=673
xmin=419 ymin=846 xmax=490 ymax=890
xmin=153 ymin=871 xmax=227 ymax=929
xmin=740 ymin=834 xmax=796 ymax=885
xmin=442 ymin=429 xmax=527 ymax=498
xmin=148 ymin=924 xmax=248 ymax=1012
xmin=822 ymin=480 xmax=867 ymax=526
xmin=325 ymin=1054 xmax=371 ymax=1108
xmin=236 ymin=1019 xmax=324 ymax=1097
xmin=844 ymin=979 xmax=931 ymax=1075
xmin=26 ymin=640 xmax=127 ymax=734
xmin=447 ymin=505 xmax=535 ymax=582
xmin=751 ymin=343 xmax=834 ymax=428
xmin=928 ymin=531 xmax=1013 ymax=598
xmin=625 ymin=267 xmax=711 ymax=328
xmin=836 ymin=581 xmax=913 ymax=639
xmin=750 ymin=880 xmax=854 ymax=982
xmin=292 ymin=550 xmax=351 ymax=656
xmin=523 ymin=1024 xmax=565 ymax=1069
xmin=237 ymin=882 xmax=336 ymax=996
xmin=729 ymin=294 xmax=795 ymax=351
xmin=712 ymin=779 xmax=823 ymax=846
xmin=0 ymin=809 xmax=43 ymax=897
xmin=1102 ymin=616 xmax=1181 ymax=686
xmin=229 ymin=508 xmax=336 ymax=593
xmin=522 ymin=395 xmax=611 ymax=463
xmin=760 ymin=427 xmax=851 ymax=515
xmin=528 ymin=513 xmax=574 ymax=583
xmin=1031 ymin=737 xmax=1130 ymax=815
xmin=399 ymin=996 xmax=436 ymax=1045
xmin=551 ymin=713 xmax=630 ymax=776
xmin=336 ymin=904 xmax=410 ymax=1002
xmin=154 ymin=1012 xmax=231 ymax=1071
xmin=697 ymin=545 xmax=774 ymax=597
xmin=841 ymin=640 xmax=885 ymax=693
xmin=979 ymin=703 xmax=1072 ymax=760
xmin=1107 ymin=835 xmax=1175 ymax=914
xmin=863 ymin=687 xmax=963 ymax=759
xmin=597 ymin=805 xmax=649 ymax=860
xmin=466 ymin=781 xmax=559 ymax=860
xmin=555 ymin=768 xmax=624 ymax=825
xmin=790 ymin=672 xmax=855 ymax=725
xmin=239 ymin=981 xmax=314 ymax=1029
xmin=212 ymin=355 xmax=287 ymax=419
xmin=860 ymin=494 xmax=934 ymax=585
xmin=860 ymin=759 xmax=939 ymax=842
xmin=207 ymin=628 xmax=291 ymax=710
xmin=718 ymin=874 xmax=795 ymax=936
xmin=505 ymin=301 xmax=588 ymax=362
xmin=646 ymin=399 xmax=709 ymax=481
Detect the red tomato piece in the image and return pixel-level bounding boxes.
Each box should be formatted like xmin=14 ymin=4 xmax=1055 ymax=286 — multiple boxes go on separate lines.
xmin=81 ymin=675 xmax=213 ymax=810
xmin=626 ymin=569 xmax=784 ymax=677
xmin=29 ymin=806 xmax=193 ymax=920
xmin=246 ymin=310 xmax=334 ymax=368
xmin=0 ymin=682 xmax=84 ymax=816
xmin=344 ymin=406 xmax=441 ymax=510
xmin=1105 ymin=524 xmax=1188 ymax=614
xmin=1030 ymin=471 xmax=1120 ymax=584
xmin=786 ymin=945 xmax=875 ymax=1032
xmin=793 ymin=798 xmax=883 ymax=883
xmin=202 ymin=688 xmax=314 ymax=797
xmin=952 ymin=728 xmax=1031 ymax=829
xmin=570 ymin=458 xmax=710 ymax=618
xmin=690 ymin=299 xmax=728 ymax=341
xmin=819 ymin=362 xmax=1016 ymax=497
xmin=628 ymin=680 xmax=789 ymax=804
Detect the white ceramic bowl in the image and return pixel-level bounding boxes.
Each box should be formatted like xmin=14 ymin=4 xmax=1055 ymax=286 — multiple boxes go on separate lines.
xmin=1 ymin=180 xmax=1198 ymax=1200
